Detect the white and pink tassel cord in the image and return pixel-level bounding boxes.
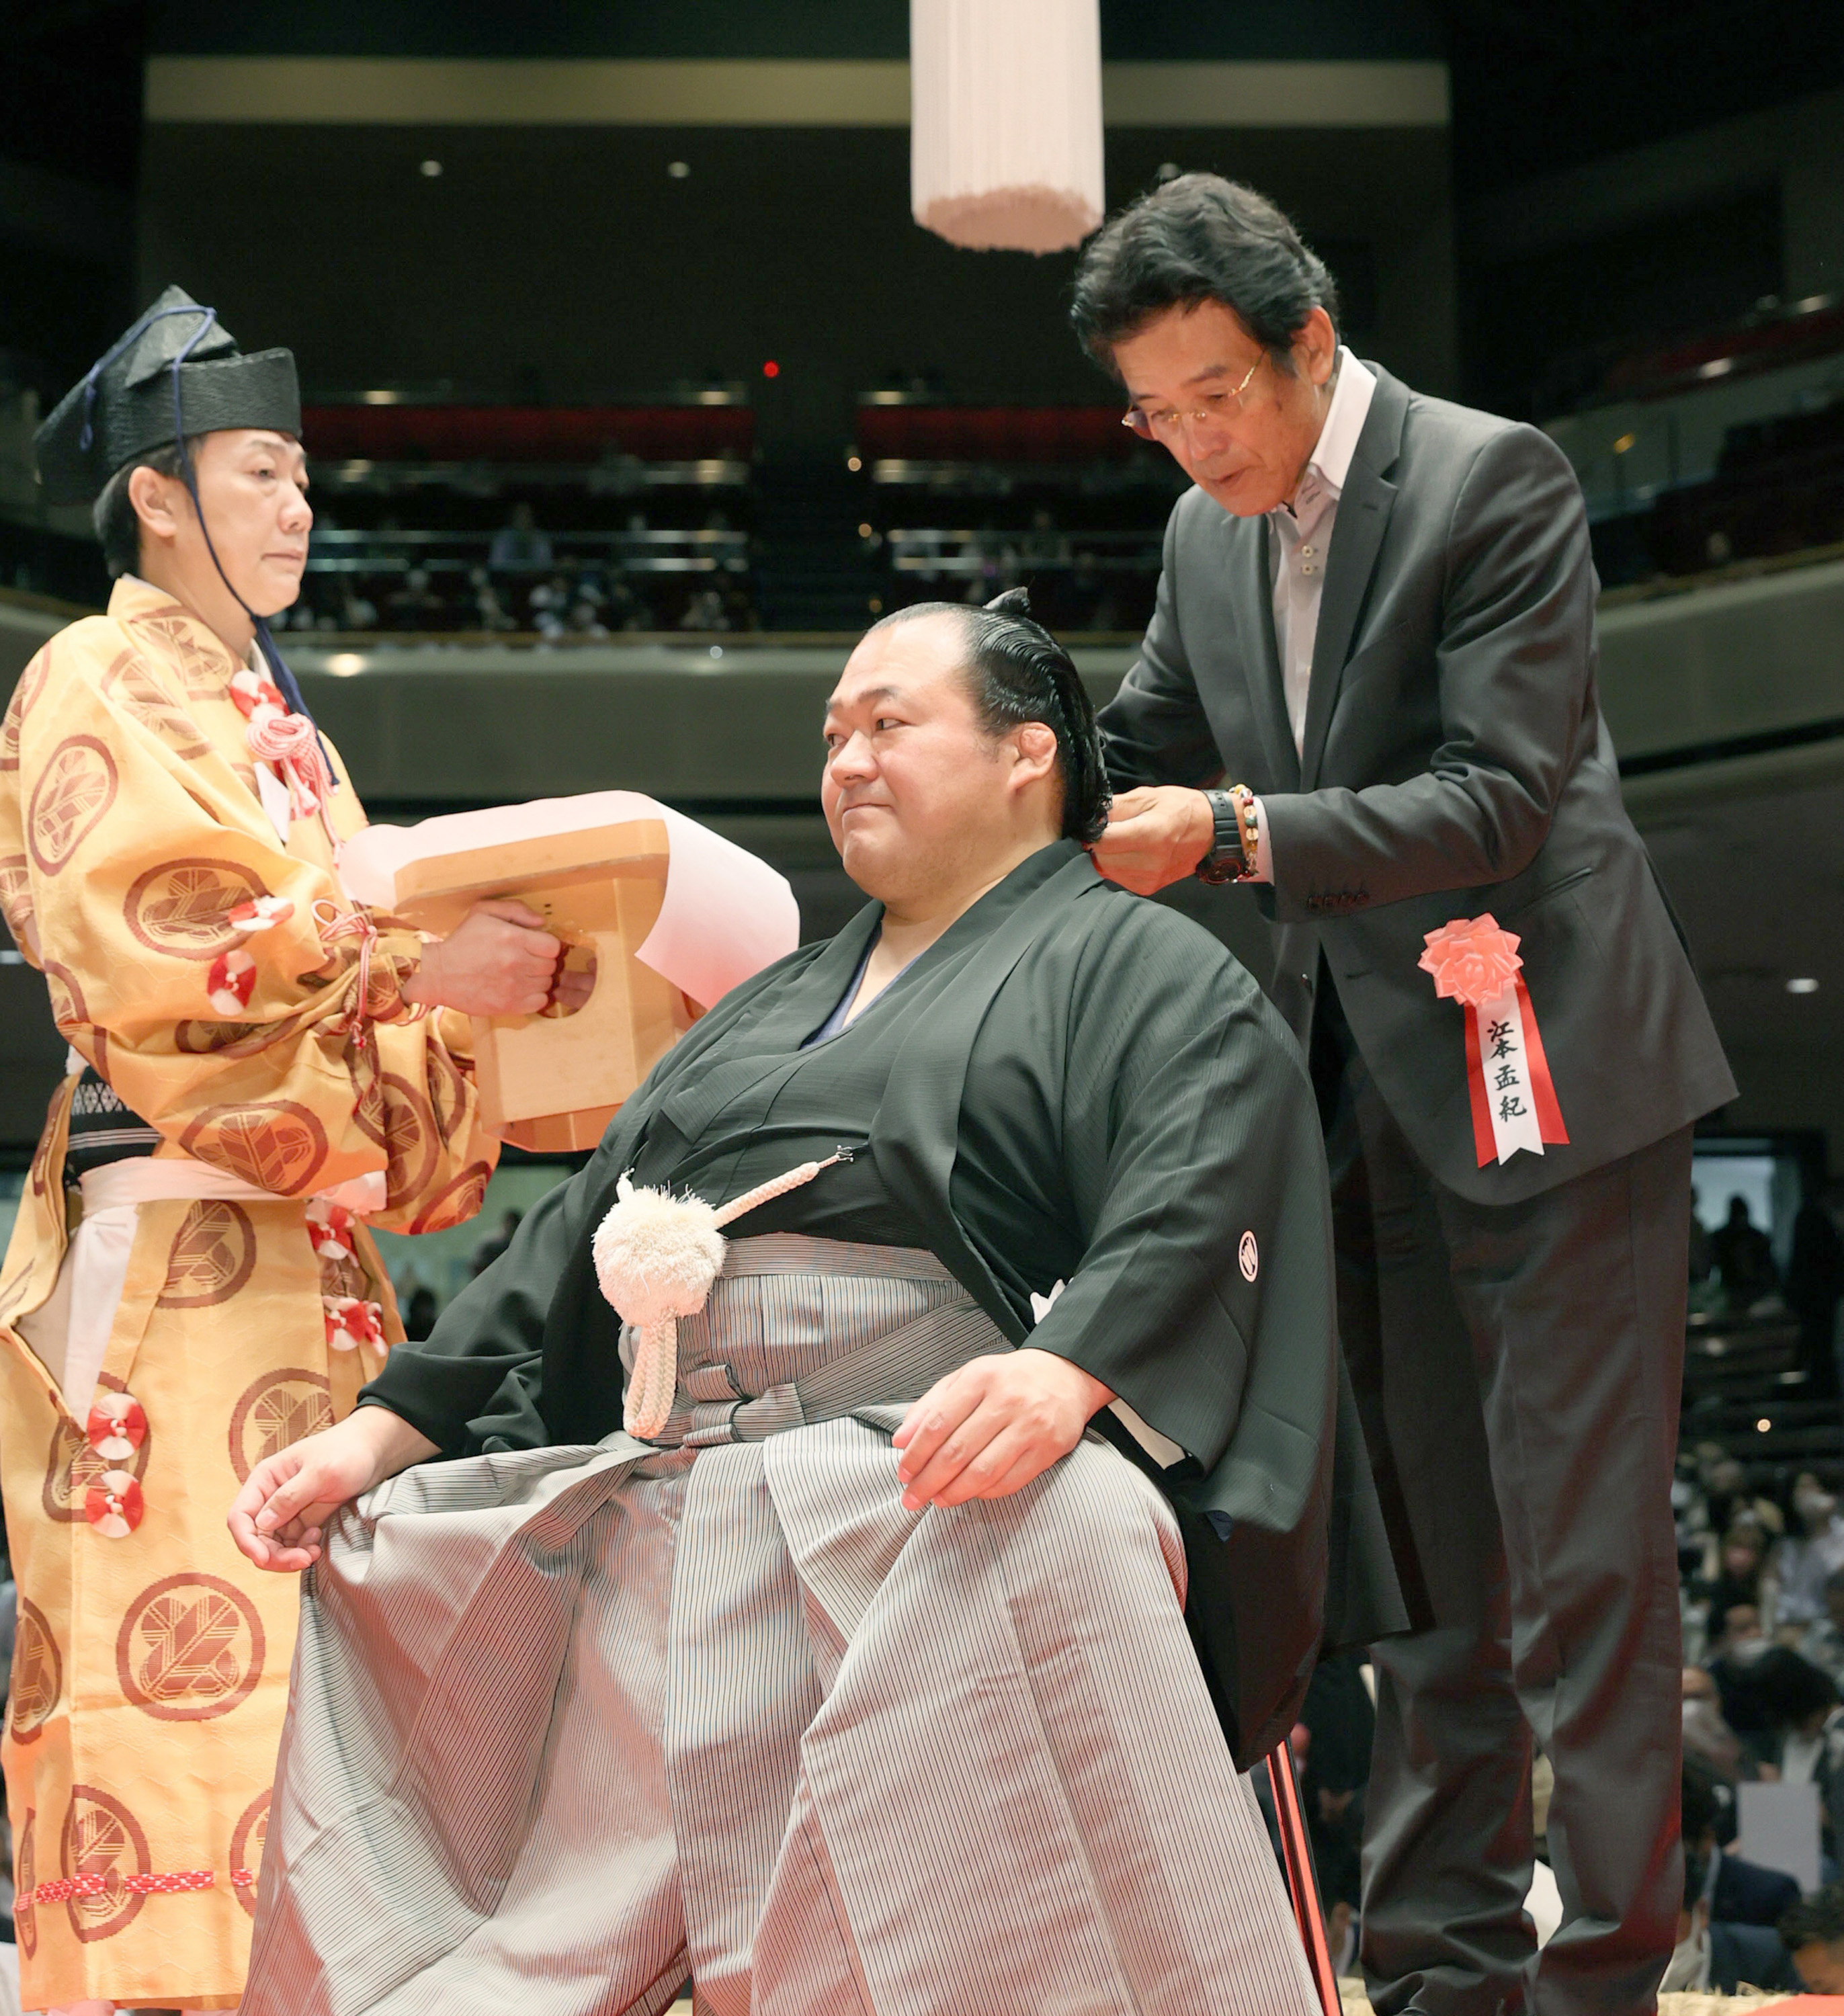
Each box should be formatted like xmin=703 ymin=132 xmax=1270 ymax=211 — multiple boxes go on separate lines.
xmin=591 ymin=1150 xmax=853 ymax=1437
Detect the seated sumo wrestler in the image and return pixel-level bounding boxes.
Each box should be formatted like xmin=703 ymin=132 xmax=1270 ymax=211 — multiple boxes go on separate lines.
xmin=229 ymin=591 xmax=1345 ymax=2016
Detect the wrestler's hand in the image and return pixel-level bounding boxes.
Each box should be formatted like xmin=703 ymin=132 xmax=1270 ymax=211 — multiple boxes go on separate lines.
xmin=892 ymin=1348 xmax=1114 ymax=1511
xmin=402 ymin=898 xmax=562 ymax=1017
xmin=227 ymin=1406 xmax=437 ymax=1572
xmin=1087 ymin=785 xmax=1214 ymax=894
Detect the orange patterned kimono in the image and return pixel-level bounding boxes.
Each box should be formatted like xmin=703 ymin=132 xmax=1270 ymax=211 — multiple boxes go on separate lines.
xmin=0 ymin=577 xmax=499 ymax=2009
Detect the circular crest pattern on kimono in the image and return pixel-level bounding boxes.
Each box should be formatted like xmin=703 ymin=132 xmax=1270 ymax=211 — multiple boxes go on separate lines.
xmin=15 ymin=1810 xmax=37 ymax=1957
xmin=115 ymin=1572 xmax=266 ymax=1722
xmin=409 ymin=1158 xmax=495 ymax=1235
xmin=99 ymin=651 xmax=212 ymax=760
xmin=124 ymin=856 xmax=268 ymax=960
xmin=9 ymin=1598 xmax=62 ymax=1744
xmin=179 ymin=1100 xmax=329 ymax=1194
xmin=227 ymin=1368 xmax=333 ymax=1484
xmin=60 ymin=1784 xmax=150 ymax=1943
xmin=28 ymin=734 xmax=118 ymax=873
xmin=156 ymin=1201 xmax=258 ymax=1308
xmin=229 ymin=1791 xmax=269 ymax=1919
xmin=1 ymin=647 xmax=50 ymax=771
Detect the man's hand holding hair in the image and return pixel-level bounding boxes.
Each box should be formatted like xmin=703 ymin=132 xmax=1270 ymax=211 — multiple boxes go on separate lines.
xmin=1088 ymin=784 xmax=1214 ymax=894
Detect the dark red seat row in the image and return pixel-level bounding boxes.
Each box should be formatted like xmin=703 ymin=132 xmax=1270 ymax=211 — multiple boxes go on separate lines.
xmin=298 ymin=405 xmax=754 ymax=464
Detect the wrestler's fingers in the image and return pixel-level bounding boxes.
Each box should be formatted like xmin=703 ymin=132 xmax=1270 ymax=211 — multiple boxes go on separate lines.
xmin=252 ymin=1458 xmax=345 ymax=1534
xmin=923 ymin=1424 xmax=1036 ymax=1507
xmin=898 ymin=1396 xmax=1009 ymax=1509
xmin=892 ymin=1360 xmax=990 ymax=1464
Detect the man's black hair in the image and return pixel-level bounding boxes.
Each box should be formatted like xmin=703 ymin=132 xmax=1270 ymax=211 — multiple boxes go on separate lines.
xmin=1782 ymin=1882 xmax=1844 ymax=1951
xmin=92 ymin=438 xmax=198 ymax=579
xmin=872 ymin=589 xmax=1112 ymax=844
xmin=1070 ymin=172 xmax=1341 ymax=377
xmin=1681 ymin=1753 xmax=1723 ymax=1847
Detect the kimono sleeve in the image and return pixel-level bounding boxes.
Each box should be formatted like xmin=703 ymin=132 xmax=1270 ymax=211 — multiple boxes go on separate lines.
xmin=0 ymin=629 xmax=497 ymax=1223
xmin=359 ymin=1150 xmax=605 ymax=1454
xmin=1028 ymin=898 xmax=1335 ymax=1486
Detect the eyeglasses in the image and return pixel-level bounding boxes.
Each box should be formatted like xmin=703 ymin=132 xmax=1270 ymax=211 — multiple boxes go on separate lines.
xmin=1122 ymin=353 xmax=1262 ymax=442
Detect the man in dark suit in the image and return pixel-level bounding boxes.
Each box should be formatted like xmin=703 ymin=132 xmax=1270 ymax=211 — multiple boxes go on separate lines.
xmin=1075 ymin=174 xmax=1736 ymax=2016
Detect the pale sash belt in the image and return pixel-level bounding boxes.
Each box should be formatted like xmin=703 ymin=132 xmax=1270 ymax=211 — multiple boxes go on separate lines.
xmin=16 ymin=1148 xmax=385 ymax=1424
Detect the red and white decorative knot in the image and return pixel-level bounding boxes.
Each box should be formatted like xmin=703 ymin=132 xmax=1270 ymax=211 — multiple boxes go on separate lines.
xmin=324 ymin=1294 xmax=385 ymax=1353
xmin=85 ymin=1469 xmax=144 ymax=1539
xmin=306 ymin=1195 xmax=358 ymax=1260
xmin=1419 ymin=914 xmax=1568 ymax=1169
xmin=206 ymin=946 xmax=257 ymax=1017
xmin=229 ymin=665 xmax=339 ymax=847
xmin=313 ymin=898 xmax=382 ymax=1044
xmin=86 ymin=1390 xmax=147 ymax=1464
xmin=227 ymin=893 xmax=294 ymax=935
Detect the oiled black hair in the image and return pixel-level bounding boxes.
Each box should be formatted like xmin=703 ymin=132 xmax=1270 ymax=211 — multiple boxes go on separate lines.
xmin=1071 ymin=171 xmax=1340 ymax=376
xmin=872 ymin=589 xmax=1110 ymax=844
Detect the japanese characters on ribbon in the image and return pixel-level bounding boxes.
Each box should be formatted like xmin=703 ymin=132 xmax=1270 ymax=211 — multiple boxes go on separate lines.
xmin=1419 ymin=914 xmax=1569 ymax=1167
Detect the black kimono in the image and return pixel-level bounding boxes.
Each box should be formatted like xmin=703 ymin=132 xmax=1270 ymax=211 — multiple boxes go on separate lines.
xmin=364 ymin=841 xmax=1399 ymax=1763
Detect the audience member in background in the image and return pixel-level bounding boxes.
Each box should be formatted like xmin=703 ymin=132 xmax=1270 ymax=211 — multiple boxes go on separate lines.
xmin=1689 ymin=1192 xmax=1714 ymax=1284
xmin=1787 ymin=1181 xmax=1844 ymax=1396
xmin=1798 ymin=1568 xmax=1844 ymax=1686
xmin=468 ymin=1206 xmax=522 ymax=1277
xmin=1663 ymin=1769 xmax=1802 ymax=1999
xmin=1685 ymin=1665 xmax=1747 ymax=1781
xmin=1683 ymin=1754 xmax=1798 ymax=1928
xmin=468 ymin=565 xmax=517 ymax=633
xmin=403 ymin=1284 xmax=439 ymax=1343
xmin=1760 ymin=1651 xmax=1844 ymax=1855
xmin=1773 ymin=1474 xmax=1844 ymax=1626
xmin=1699 ymin=1522 xmax=1773 ymax=1640
xmin=386 ymin=563 xmax=446 ymax=630
xmin=1712 ymin=1193 xmax=1779 ymax=1309
xmin=1782 ymin=1885 xmax=1844 ymax=1994
xmin=487 ymin=499 xmax=554 ymax=575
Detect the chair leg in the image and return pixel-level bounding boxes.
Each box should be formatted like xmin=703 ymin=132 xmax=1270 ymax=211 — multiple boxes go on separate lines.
xmin=1267 ymin=1740 xmax=1343 ymax=2016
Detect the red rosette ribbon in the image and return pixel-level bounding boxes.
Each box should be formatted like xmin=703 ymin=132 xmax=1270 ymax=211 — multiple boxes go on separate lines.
xmin=1420 ymin=913 xmax=1568 ymax=1168
xmin=306 ymin=1196 xmax=358 ymax=1260
xmin=324 ymin=1296 xmax=385 ymax=1353
xmin=85 ymin=1390 xmax=148 ymax=1464
xmin=206 ymin=946 xmax=257 ymax=1017
xmin=1417 ymin=915 xmax=1524 ymax=1007
xmin=85 ymin=1470 xmax=144 ymax=1538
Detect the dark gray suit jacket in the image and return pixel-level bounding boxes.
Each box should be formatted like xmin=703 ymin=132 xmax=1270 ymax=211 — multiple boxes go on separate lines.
xmin=1099 ymin=363 xmax=1735 ymax=1204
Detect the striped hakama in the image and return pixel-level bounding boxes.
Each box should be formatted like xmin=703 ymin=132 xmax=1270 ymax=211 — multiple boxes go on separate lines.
xmin=243 ymin=1236 xmax=1316 ymax=2016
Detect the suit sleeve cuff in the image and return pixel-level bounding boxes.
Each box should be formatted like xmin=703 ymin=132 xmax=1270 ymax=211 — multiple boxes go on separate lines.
xmin=1249 ymin=795 xmax=1274 ymax=882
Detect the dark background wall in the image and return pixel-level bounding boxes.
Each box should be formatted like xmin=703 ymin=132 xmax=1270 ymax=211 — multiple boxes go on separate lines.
xmin=134 ymin=122 xmax=1450 ymax=447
